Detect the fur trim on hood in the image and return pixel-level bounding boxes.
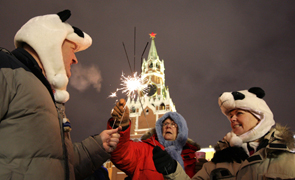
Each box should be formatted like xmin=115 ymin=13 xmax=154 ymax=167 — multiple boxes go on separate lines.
xmin=155 ymin=112 xmax=188 ymax=148
xmin=267 ymin=124 xmax=295 ymax=150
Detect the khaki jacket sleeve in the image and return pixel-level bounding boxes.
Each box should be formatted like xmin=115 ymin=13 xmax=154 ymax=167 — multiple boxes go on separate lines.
xmin=191 ymin=161 xmax=212 ymax=180
xmin=73 ymin=135 xmax=111 ymax=180
xmin=0 ymin=69 xmax=12 ymax=120
xmin=164 ymin=162 xmax=191 ymax=180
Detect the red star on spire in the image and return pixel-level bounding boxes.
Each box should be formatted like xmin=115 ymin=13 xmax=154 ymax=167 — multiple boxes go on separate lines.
xmin=149 ymin=32 xmax=157 ymax=39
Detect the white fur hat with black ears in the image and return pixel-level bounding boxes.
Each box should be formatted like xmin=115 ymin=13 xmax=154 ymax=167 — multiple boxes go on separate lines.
xmin=14 ymin=9 xmax=92 ymax=103
xmin=218 ymin=87 xmax=275 ymax=146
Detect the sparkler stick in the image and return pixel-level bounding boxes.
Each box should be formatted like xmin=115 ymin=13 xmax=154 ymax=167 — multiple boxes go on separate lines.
xmin=164 ymin=167 xmax=169 ymax=176
xmin=111 ymin=102 xmax=128 ymax=129
xmin=140 ymin=42 xmax=149 ymax=69
xmin=122 ymin=42 xmax=133 ymax=74
xmin=111 ymin=113 xmax=117 ymax=129
xmin=134 ymin=27 xmax=136 ymax=71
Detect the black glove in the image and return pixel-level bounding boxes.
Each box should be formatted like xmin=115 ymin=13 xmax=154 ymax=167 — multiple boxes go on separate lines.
xmin=211 ymin=146 xmax=248 ymax=164
xmin=152 ymin=146 xmax=177 ymax=175
xmin=195 ymin=158 xmax=208 ymax=173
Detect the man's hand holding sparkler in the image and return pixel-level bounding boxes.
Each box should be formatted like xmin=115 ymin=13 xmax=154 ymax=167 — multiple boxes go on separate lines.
xmin=111 ymin=98 xmax=130 ymax=128
xmin=100 ymin=127 xmax=122 ymax=153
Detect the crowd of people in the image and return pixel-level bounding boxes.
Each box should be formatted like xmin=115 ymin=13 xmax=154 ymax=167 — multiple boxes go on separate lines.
xmin=0 ymin=9 xmax=294 ymax=180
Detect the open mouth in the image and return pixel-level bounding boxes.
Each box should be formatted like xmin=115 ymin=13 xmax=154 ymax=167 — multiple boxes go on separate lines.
xmin=233 ymin=124 xmax=241 ymax=128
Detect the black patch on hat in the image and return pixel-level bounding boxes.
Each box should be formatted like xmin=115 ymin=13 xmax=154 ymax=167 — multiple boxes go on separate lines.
xmin=57 ymin=9 xmax=71 ymax=22
xmin=72 ymin=26 xmax=84 ymax=38
xmin=248 ymin=87 xmax=265 ymax=98
xmin=232 ymin=91 xmax=245 ymax=100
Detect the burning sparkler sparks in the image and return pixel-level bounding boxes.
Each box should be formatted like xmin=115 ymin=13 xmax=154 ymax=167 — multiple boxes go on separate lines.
xmin=108 ymin=91 xmax=118 ymax=98
xmin=109 ymin=72 xmax=148 ymax=99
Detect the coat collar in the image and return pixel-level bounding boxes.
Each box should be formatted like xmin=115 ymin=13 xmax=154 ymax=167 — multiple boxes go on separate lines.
xmin=213 ymin=124 xmax=294 ymax=165
xmin=12 ymin=48 xmax=55 ymax=103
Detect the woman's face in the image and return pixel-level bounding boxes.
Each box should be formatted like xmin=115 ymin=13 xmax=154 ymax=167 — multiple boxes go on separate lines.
xmin=228 ymin=109 xmax=259 ymax=136
xmin=162 ymin=118 xmax=178 ymax=141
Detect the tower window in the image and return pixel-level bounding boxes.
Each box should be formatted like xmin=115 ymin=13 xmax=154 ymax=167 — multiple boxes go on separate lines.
xmin=156 ymin=63 xmax=160 ymax=69
xmin=160 ymin=103 xmax=165 ymax=110
xmin=149 ymin=63 xmax=153 ymax=68
xmin=131 ymin=106 xmax=136 ymax=113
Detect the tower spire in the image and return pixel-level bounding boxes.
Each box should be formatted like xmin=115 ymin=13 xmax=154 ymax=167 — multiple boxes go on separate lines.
xmin=148 ymin=32 xmax=158 ymax=60
xmin=126 ymin=32 xmax=176 ymax=140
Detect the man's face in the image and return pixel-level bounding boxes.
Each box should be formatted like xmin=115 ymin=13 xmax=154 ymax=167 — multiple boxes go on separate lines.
xmin=162 ymin=118 xmax=178 ymax=141
xmin=62 ymin=40 xmax=78 ymax=78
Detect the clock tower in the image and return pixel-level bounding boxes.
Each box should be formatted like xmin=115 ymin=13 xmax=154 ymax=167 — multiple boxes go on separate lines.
xmin=126 ymin=32 xmax=176 ymax=139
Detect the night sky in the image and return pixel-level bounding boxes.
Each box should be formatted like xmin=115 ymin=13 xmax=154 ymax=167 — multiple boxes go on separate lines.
xmin=1 ymin=1 xmax=295 ymax=147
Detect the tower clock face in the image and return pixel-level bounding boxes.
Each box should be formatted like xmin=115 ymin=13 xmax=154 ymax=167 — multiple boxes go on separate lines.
xmin=143 ymin=83 xmax=158 ymax=96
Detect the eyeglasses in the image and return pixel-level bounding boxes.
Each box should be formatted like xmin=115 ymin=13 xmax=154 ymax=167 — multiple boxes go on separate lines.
xmin=162 ymin=122 xmax=178 ymax=128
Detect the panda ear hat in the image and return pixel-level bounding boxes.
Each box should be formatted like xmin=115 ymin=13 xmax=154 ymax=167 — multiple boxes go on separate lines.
xmin=218 ymin=87 xmax=275 ymax=145
xmin=14 ymin=9 xmax=92 ymax=103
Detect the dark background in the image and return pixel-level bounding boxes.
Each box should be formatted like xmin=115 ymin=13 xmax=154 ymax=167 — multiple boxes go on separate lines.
xmin=1 ymin=1 xmax=295 ymax=147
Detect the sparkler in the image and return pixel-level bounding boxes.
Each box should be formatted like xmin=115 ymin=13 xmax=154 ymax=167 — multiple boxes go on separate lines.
xmin=108 ymin=90 xmax=118 ymax=98
xmin=120 ymin=72 xmax=146 ymax=98
xmin=109 ymin=29 xmax=156 ymax=145
xmin=109 ymin=72 xmax=147 ymax=129
xmin=109 ymin=72 xmax=147 ymax=99
xmin=109 ymin=71 xmax=156 ymax=146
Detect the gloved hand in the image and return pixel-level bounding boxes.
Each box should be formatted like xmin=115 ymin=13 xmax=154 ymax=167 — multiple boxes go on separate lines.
xmin=152 ymin=146 xmax=177 ymax=175
xmin=111 ymin=99 xmax=129 ymax=128
xmin=195 ymin=158 xmax=208 ymax=173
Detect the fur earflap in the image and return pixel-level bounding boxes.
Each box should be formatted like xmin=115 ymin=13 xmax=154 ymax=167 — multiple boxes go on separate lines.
xmin=14 ymin=9 xmax=92 ymax=103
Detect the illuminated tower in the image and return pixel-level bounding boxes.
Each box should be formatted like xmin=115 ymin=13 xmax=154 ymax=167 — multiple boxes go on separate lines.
xmin=126 ymin=32 xmax=176 ymax=139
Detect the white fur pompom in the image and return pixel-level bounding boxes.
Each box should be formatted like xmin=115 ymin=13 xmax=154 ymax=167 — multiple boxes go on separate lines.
xmin=225 ymin=132 xmax=233 ymax=140
xmin=54 ymin=89 xmax=69 ymax=103
xmin=224 ymin=132 xmax=243 ymax=147
xmin=229 ymin=133 xmax=243 ymax=147
xmin=51 ymin=74 xmax=68 ymax=89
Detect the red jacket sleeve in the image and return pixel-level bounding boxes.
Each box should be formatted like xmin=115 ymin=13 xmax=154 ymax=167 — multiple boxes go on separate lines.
xmin=107 ymin=118 xmax=162 ymax=176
